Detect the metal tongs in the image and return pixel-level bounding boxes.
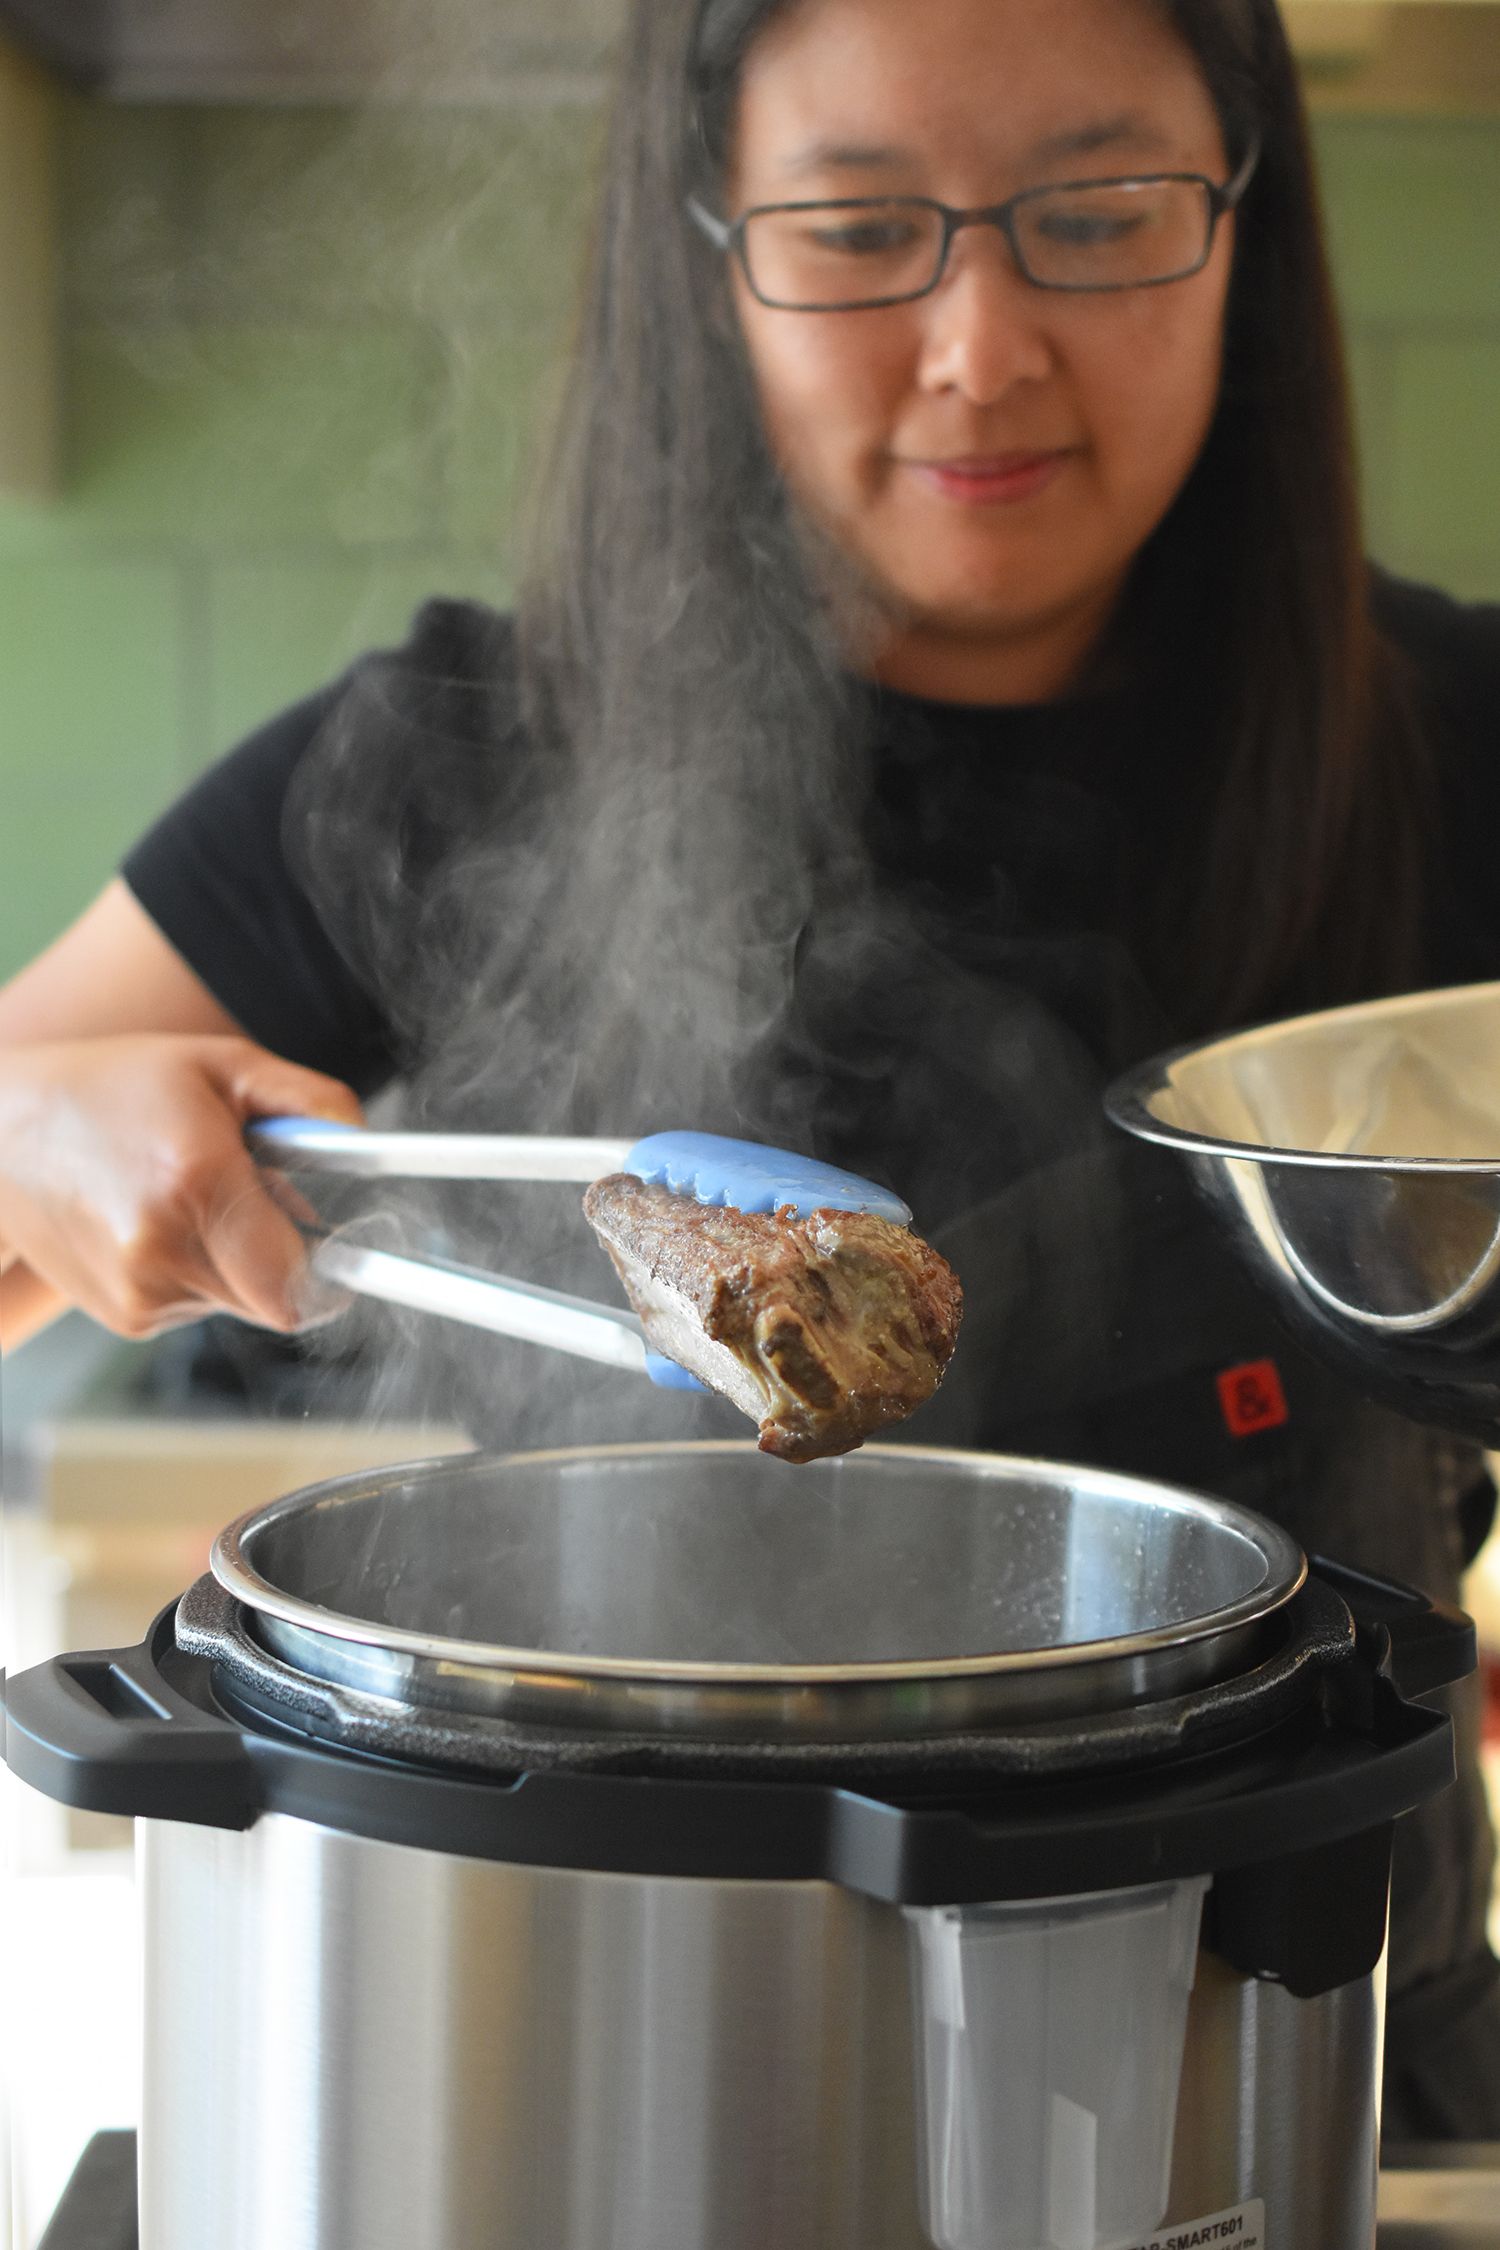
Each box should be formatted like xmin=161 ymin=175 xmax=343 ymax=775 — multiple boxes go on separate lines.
xmin=248 ymin=1117 xmax=910 ymax=1389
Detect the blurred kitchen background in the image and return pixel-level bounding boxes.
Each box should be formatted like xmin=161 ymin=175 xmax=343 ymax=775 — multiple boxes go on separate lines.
xmin=3 ymin=2 xmax=1500 ymax=2244
xmin=6 ymin=0 xmax=1500 ymax=986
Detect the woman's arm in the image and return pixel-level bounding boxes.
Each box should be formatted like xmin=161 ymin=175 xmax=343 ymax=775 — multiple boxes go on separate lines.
xmin=0 ymin=880 xmax=363 ymax=1352
xmin=0 ymin=879 xmax=249 ymax=1046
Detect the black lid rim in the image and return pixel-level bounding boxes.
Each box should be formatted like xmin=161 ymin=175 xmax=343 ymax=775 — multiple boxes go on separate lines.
xmin=0 ymin=1560 xmax=1463 ymax=1922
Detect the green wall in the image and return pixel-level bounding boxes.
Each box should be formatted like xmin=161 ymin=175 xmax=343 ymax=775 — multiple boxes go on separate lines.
xmin=0 ymin=97 xmax=594 ymax=983
xmin=1321 ymin=118 xmax=1500 ymax=600
xmin=2 ymin=100 xmax=1499 ymax=983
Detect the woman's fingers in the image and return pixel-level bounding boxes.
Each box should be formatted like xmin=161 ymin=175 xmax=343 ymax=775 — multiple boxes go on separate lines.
xmin=210 ymin=1042 xmax=367 ymax=1328
xmin=0 ymin=1035 xmax=366 ymax=1340
xmin=24 ymin=1186 xmax=237 ymax=1338
xmin=9 ymin=1233 xmax=219 ymax=1341
xmin=217 ymin=1044 xmax=366 ymax=1132
xmin=198 ymin=1150 xmax=326 ymax=1333
xmin=175 ymin=1044 xmax=368 ymax=1328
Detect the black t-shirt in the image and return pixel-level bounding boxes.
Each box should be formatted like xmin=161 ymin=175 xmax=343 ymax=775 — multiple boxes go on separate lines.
xmin=126 ymin=677 xmax=393 ymax=1095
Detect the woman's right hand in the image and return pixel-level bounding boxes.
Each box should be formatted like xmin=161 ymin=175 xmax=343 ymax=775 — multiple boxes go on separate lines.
xmin=0 ymin=1034 xmax=365 ymax=1340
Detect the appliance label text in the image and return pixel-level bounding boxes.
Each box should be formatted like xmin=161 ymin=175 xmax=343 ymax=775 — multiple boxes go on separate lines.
xmin=1124 ymin=2201 xmax=1265 ymax=2250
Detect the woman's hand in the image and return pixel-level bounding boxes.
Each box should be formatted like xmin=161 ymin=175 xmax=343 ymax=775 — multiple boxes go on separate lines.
xmin=0 ymin=1035 xmax=364 ymax=1342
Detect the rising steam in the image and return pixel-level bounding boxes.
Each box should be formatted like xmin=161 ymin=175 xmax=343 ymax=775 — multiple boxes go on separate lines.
xmin=271 ymin=0 xmax=1177 ymax=1453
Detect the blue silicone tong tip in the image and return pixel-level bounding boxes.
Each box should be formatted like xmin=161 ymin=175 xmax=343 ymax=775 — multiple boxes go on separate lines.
xmin=622 ymin=1131 xmax=912 ymax=1228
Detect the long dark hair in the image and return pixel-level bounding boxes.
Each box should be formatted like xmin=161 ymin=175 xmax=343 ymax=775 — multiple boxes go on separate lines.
xmin=1148 ymin=1 xmax=1430 ymax=1023
xmin=513 ymin=0 xmax=1428 ymax=1043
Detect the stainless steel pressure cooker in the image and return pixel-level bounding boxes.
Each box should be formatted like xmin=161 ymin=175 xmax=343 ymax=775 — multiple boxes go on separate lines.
xmin=2 ymin=1440 xmax=1473 ymax=2250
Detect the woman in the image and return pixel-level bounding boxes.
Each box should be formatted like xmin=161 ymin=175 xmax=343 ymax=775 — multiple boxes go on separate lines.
xmin=2 ymin=0 xmax=1498 ymax=2131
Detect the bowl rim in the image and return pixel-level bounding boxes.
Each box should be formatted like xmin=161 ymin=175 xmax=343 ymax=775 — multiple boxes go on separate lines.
xmin=1107 ymin=979 xmax=1500 ymax=1173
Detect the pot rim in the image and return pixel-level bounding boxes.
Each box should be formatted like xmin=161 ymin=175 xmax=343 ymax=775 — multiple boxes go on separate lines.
xmin=209 ymin=1440 xmax=1308 ymax=1692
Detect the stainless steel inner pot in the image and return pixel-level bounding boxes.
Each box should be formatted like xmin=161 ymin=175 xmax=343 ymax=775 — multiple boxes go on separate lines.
xmin=210 ymin=1443 xmax=1305 ymax=1742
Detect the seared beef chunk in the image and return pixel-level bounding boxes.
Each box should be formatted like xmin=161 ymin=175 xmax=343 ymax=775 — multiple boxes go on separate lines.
xmin=582 ymin=1175 xmax=963 ymax=1462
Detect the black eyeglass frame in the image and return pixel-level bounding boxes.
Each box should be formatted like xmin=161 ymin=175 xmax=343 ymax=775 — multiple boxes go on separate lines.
xmin=688 ymin=138 xmax=1261 ymax=310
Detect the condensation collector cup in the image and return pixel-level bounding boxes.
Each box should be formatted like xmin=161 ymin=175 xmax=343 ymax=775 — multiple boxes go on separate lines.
xmin=903 ymin=1877 xmax=1210 ymax=2250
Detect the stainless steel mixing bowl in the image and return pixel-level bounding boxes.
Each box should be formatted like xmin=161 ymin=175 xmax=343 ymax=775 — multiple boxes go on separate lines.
xmin=1107 ymin=980 xmax=1500 ymax=1440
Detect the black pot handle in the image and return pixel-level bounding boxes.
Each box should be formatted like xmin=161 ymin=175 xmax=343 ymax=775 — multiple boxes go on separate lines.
xmin=1312 ymin=1555 xmax=1477 ymax=1702
xmin=1 ymin=1604 xmax=258 ymax=1828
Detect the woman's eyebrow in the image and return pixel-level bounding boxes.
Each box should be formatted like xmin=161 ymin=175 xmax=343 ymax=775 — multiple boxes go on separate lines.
xmin=778 ymin=139 xmax=912 ymax=179
xmin=1027 ymin=116 xmax=1173 ymax=164
xmin=777 ymin=117 xmax=1176 ymax=184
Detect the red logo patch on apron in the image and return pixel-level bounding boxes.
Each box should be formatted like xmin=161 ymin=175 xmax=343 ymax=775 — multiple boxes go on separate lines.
xmin=1216 ymin=1359 xmax=1289 ymax=1438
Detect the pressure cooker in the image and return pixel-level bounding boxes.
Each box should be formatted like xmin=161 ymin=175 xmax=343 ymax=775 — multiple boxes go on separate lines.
xmin=2 ymin=1439 xmax=1472 ymax=2250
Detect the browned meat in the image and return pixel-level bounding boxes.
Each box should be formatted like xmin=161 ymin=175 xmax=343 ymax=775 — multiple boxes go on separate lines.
xmin=582 ymin=1175 xmax=963 ymax=1463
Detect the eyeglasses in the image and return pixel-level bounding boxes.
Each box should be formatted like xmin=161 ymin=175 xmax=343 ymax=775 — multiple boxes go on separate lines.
xmin=689 ymin=141 xmax=1260 ymax=310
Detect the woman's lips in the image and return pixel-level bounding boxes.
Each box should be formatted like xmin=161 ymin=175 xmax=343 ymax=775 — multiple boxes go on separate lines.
xmin=905 ymin=450 xmax=1072 ymax=505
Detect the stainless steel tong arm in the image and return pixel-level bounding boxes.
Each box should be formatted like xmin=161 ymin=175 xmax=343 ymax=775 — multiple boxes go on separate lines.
xmin=252 ymin=1117 xmax=691 ymax=1382
xmin=310 ymin=1239 xmax=649 ymax=1375
xmin=248 ymin=1119 xmax=634 ymax=1182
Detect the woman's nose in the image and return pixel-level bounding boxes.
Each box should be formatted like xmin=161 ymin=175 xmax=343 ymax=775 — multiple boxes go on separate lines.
xmin=915 ymin=227 xmax=1057 ymax=403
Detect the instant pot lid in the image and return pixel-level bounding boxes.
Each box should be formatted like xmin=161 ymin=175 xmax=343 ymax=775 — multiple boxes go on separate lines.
xmin=208 ymin=1443 xmax=1306 ymax=1743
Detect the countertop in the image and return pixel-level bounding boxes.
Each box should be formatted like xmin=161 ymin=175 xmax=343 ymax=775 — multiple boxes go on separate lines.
xmin=35 ymin=2135 xmax=1500 ymax=2248
xmin=1379 ymin=2145 xmax=1500 ymax=2246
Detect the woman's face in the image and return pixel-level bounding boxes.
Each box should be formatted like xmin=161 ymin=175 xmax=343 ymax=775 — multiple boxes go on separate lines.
xmin=727 ymin=0 xmax=1235 ymax=696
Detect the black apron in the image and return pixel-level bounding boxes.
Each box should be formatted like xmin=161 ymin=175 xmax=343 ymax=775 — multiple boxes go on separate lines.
xmin=810 ymin=699 xmax=1500 ymax=2129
